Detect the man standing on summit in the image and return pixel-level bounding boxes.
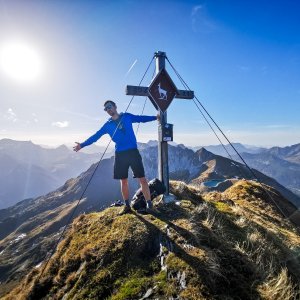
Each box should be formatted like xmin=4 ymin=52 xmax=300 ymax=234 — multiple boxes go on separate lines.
xmin=73 ymin=100 xmax=158 ymax=214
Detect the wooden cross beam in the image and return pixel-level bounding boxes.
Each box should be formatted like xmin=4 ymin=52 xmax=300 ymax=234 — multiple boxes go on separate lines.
xmin=125 ymin=51 xmax=194 ymax=196
xmin=126 ymin=85 xmax=194 ymax=100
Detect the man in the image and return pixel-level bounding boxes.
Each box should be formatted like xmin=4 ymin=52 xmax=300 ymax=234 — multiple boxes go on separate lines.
xmin=73 ymin=100 xmax=158 ymax=214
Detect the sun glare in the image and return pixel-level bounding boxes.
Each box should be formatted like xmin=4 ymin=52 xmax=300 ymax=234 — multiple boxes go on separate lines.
xmin=0 ymin=41 xmax=42 ymax=83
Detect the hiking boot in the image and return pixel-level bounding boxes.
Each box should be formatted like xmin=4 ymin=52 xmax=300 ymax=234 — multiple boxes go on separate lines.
xmin=118 ymin=205 xmax=132 ymax=215
xmin=146 ymin=200 xmax=156 ymax=213
xmin=146 ymin=200 xmax=153 ymax=209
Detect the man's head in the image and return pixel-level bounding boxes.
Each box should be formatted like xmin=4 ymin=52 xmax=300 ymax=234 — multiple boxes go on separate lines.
xmin=104 ymin=100 xmax=117 ymax=117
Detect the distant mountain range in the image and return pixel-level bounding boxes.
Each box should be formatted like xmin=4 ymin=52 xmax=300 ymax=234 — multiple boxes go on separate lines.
xmin=0 ymin=139 xmax=111 ymax=208
xmin=191 ymin=142 xmax=266 ymax=156
xmin=1 ymin=139 xmax=300 ymax=209
xmin=231 ymin=143 xmax=300 ymax=197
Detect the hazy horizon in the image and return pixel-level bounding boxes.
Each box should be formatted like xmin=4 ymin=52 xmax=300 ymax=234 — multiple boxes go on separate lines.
xmin=1 ymin=136 xmax=298 ymax=150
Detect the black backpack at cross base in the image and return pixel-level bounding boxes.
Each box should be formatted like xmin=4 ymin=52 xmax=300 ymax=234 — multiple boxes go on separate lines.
xmin=131 ymin=178 xmax=166 ymax=210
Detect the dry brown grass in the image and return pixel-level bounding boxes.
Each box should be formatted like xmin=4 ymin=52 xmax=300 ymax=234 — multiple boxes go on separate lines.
xmin=258 ymin=268 xmax=299 ymax=300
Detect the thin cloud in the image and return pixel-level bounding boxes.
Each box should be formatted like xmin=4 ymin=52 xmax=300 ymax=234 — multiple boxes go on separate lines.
xmin=52 ymin=121 xmax=69 ymax=128
xmin=4 ymin=108 xmax=18 ymax=122
xmin=32 ymin=113 xmax=38 ymax=123
xmin=191 ymin=5 xmax=218 ymax=33
xmin=125 ymin=59 xmax=138 ymax=78
xmin=191 ymin=5 xmax=202 ymax=17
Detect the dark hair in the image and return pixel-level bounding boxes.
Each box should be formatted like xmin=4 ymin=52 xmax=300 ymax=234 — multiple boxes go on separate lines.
xmin=103 ymin=100 xmax=116 ymax=107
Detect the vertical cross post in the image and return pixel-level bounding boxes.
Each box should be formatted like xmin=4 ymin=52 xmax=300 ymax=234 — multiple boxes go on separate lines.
xmin=155 ymin=51 xmax=169 ymax=195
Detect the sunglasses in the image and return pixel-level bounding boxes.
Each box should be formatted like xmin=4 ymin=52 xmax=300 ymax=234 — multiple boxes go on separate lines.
xmin=104 ymin=104 xmax=114 ymax=111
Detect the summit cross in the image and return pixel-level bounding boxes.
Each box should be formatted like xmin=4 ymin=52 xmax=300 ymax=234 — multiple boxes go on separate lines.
xmin=126 ymin=51 xmax=194 ymax=196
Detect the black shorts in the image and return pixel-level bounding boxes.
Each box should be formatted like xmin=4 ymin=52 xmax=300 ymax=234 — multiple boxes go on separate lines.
xmin=114 ymin=148 xmax=145 ymax=179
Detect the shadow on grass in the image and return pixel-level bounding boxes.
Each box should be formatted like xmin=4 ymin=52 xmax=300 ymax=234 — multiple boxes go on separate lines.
xmin=135 ymin=208 xmax=262 ymax=300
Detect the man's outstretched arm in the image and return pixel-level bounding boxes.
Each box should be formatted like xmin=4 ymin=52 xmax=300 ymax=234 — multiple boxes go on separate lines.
xmin=129 ymin=113 xmax=159 ymax=123
xmin=73 ymin=125 xmax=107 ymax=152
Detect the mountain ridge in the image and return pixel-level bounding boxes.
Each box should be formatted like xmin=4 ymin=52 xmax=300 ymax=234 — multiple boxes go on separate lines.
xmin=2 ymin=180 xmax=300 ymax=299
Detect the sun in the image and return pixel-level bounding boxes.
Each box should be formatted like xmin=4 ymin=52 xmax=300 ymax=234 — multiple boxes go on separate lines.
xmin=0 ymin=41 xmax=42 ymax=83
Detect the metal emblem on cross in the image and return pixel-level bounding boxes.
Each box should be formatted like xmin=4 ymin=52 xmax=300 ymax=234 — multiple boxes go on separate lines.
xmin=126 ymin=51 xmax=194 ymax=197
xmin=158 ymin=83 xmax=167 ymax=100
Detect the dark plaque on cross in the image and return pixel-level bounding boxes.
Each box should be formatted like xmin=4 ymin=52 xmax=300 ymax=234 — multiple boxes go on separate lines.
xmin=125 ymin=51 xmax=194 ymax=196
xmin=148 ymin=68 xmax=178 ymax=112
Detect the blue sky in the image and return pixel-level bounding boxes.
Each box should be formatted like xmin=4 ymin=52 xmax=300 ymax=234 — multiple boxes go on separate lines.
xmin=0 ymin=0 xmax=299 ymax=147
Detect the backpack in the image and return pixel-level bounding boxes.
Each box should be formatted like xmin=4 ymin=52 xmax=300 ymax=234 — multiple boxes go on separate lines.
xmin=131 ymin=178 xmax=166 ymax=210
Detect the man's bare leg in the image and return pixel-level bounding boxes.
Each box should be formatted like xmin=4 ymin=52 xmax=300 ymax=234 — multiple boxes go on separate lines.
xmin=118 ymin=178 xmax=131 ymax=215
xmin=138 ymin=177 xmax=153 ymax=209
xmin=120 ymin=178 xmax=129 ymax=201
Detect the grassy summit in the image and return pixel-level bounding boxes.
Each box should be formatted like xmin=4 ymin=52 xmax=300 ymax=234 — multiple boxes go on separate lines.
xmin=3 ymin=180 xmax=300 ymax=300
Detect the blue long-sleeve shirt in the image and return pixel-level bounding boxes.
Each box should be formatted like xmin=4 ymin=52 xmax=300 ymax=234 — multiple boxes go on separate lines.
xmin=80 ymin=113 xmax=156 ymax=152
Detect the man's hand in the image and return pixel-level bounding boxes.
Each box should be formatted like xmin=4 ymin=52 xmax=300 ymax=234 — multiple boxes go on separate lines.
xmin=73 ymin=142 xmax=82 ymax=152
xmin=156 ymin=114 xmax=161 ymax=122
